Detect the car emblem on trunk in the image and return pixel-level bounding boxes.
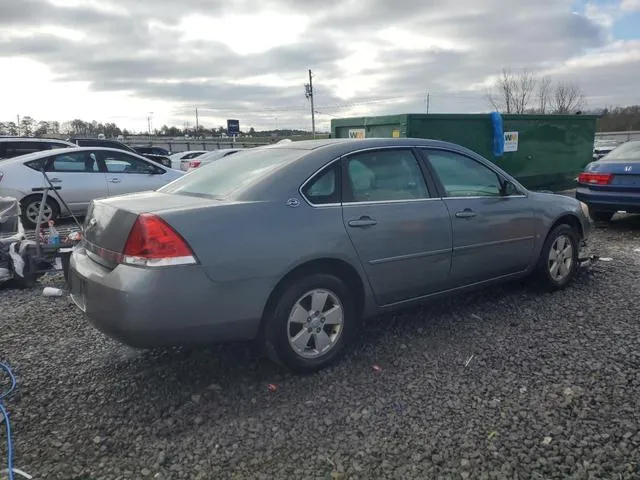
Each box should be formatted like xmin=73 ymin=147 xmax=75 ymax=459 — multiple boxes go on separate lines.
xmin=624 ymin=166 xmax=633 ymax=172
xmin=286 ymin=198 xmax=300 ymax=208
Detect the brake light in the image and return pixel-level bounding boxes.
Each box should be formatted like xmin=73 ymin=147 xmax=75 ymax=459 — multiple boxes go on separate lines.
xmin=122 ymin=214 xmax=197 ymax=267
xmin=189 ymin=160 xmax=201 ymax=168
xmin=577 ymin=172 xmax=613 ymax=185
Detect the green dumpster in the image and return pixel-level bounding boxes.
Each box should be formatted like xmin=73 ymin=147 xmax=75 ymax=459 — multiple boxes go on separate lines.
xmin=331 ymin=113 xmax=598 ymax=192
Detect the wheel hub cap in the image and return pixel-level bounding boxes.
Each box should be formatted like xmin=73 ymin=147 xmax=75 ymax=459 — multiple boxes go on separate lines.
xmin=287 ymin=289 xmax=344 ymax=359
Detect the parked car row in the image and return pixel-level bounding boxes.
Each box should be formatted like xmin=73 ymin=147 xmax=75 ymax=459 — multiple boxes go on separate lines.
xmin=0 ymin=146 xmax=183 ymax=227
xmin=577 ymin=140 xmax=640 ymax=221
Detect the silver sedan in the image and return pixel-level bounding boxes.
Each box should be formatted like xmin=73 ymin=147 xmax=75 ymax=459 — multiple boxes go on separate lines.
xmin=69 ymin=138 xmax=592 ymax=372
xmin=0 ymin=147 xmax=183 ymax=227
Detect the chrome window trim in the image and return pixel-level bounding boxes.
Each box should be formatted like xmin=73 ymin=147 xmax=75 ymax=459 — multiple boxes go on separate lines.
xmin=299 ymin=145 xmax=529 ymax=207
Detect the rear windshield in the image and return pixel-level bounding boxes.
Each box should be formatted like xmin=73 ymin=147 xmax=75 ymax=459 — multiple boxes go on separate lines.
xmin=158 ymin=147 xmax=306 ymax=199
xmin=602 ymin=141 xmax=640 ymax=161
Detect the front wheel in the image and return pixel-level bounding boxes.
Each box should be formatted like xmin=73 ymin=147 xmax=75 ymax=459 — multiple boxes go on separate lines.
xmin=534 ymin=224 xmax=580 ymax=291
xmin=263 ymin=273 xmax=357 ymax=373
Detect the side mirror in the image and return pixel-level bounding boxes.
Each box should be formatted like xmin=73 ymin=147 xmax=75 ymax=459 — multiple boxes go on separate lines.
xmin=499 ymin=179 xmax=519 ymax=196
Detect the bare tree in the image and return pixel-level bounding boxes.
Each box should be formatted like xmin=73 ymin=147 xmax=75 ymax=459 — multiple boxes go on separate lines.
xmin=538 ymin=76 xmax=552 ymax=114
xmin=551 ymin=82 xmax=586 ymax=114
xmin=487 ymin=69 xmax=537 ymax=114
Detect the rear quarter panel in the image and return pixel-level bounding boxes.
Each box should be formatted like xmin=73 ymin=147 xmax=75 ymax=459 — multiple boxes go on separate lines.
xmin=160 ymin=200 xmax=364 ymax=284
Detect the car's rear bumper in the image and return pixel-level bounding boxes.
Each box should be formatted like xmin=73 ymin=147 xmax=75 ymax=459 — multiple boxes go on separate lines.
xmin=576 ymin=187 xmax=640 ymax=213
xmin=69 ymin=247 xmax=274 ymax=348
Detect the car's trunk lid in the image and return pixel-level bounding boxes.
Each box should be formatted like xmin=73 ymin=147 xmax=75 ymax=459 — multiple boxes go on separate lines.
xmin=586 ymin=160 xmax=640 ymax=189
xmin=83 ymin=191 xmax=222 ymax=269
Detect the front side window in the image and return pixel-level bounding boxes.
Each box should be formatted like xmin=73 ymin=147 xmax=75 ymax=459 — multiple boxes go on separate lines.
xmin=100 ymin=151 xmax=160 ymax=174
xmin=425 ymin=149 xmax=502 ymax=197
xmin=343 ymin=149 xmax=429 ymax=202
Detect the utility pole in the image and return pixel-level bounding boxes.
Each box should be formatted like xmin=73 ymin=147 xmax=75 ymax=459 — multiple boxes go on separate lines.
xmin=305 ymin=69 xmax=316 ymax=138
xmin=17 ymin=114 xmax=20 ymax=136
xmin=426 ymin=92 xmax=430 ymax=114
xmin=147 ymin=112 xmax=153 ymax=137
xmin=195 ymin=107 xmax=199 ymax=137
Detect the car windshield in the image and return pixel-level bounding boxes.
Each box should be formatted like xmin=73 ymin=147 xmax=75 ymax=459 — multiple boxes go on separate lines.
xmin=602 ymin=141 xmax=640 ymax=161
xmin=159 ymin=147 xmax=305 ymax=199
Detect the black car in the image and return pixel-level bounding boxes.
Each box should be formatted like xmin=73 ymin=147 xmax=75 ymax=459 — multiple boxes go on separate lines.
xmin=0 ymin=138 xmax=76 ymax=160
xmin=132 ymin=145 xmax=171 ymax=156
xmin=68 ymin=138 xmax=171 ymax=167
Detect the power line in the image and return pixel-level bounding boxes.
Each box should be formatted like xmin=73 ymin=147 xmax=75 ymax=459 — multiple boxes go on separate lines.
xmin=184 ymin=91 xmax=486 ymax=115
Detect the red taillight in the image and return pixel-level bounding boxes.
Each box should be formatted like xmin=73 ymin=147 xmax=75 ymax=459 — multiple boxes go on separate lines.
xmin=577 ymin=172 xmax=613 ymax=185
xmin=122 ymin=214 xmax=196 ymax=267
xmin=189 ymin=160 xmax=201 ymax=168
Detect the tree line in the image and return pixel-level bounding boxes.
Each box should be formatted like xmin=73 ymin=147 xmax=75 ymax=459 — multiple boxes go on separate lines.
xmin=487 ymin=68 xmax=587 ymax=114
xmin=0 ymin=117 xmax=312 ymax=138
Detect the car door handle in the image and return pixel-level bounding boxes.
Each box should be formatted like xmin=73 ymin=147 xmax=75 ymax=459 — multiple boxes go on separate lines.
xmin=455 ymin=209 xmax=477 ymax=219
xmin=348 ymin=216 xmax=377 ymax=227
xmin=49 ymin=178 xmax=62 ymax=183
xmin=109 ymin=178 xmax=121 ymax=184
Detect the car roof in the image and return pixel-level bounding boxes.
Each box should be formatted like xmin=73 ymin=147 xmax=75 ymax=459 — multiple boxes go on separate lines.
xmin=0 ymin=137 xmax=75 ymax=144
xmin=0 ymin=147 xmax=150 ymax=166
xmin=260 ymin=137 xmax=486 ymax=158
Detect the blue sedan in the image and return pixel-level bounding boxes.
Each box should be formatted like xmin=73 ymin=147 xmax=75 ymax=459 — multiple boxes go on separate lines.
xmin=576 ymin=140 xmax=640 ymax=222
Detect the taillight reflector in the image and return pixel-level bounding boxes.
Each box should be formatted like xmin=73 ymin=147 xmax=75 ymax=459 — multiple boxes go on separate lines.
xmin=577 ymin=172 xmax=613 ymax=185
xmin=189 ymin=160 xmax=201 ymax=168
xmin=122 ymin=214 xmax=196 ymax=267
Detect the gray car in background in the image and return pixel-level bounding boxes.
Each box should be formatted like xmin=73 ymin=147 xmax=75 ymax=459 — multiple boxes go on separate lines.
xmin=69 ymin=138 xmax=592 ymax=372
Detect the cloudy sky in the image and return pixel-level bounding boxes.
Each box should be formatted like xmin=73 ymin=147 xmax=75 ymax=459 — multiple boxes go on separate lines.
xmin=1 ymin=0 xmax=639 ymax=132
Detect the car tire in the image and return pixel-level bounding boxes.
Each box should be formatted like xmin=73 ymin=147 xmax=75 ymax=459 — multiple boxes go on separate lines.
xmin=588 ymin=209 xmax=614 ymax=223
xmin=263 ymin=273 xmax=357 ymax=373
xmin=534 ymin=224 xmax=580 ymax=291
xmin=20 ymin=195 xmax=60 ymax=229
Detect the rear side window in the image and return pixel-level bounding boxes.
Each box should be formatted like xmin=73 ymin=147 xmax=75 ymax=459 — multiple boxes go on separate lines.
xmin=343 ymin=149 xmax=430 ymax=202
xmin=26 ymin=152 xmax=99 ymax=172
xmin=302 ymin=163 xmax=340 ymax=205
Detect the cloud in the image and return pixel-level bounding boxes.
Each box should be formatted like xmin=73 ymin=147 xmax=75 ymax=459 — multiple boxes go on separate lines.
xmin=0 ymin=0 xmax=637 ymax=131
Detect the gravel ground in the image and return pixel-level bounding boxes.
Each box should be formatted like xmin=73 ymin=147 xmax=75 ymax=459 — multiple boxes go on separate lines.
xmin=1 ymin=216 xmax=640 ymax=480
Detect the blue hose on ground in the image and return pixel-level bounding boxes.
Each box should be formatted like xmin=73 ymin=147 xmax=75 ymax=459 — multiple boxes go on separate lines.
xmin=0 ymin=362 xmax=16 ymax=480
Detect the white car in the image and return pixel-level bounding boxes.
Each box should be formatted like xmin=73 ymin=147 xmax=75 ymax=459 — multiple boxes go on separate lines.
xmin=168 ymin=150 xmax=208 ymax=170
xmin=181 ymin=148 xmax=247 ymax=171
xmin=0 ymin=147 xmax=184 ymax=227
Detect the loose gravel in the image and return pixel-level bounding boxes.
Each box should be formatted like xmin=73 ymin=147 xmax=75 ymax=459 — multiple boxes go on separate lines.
xmin=1 ymin=216 xmax=640 ymax=480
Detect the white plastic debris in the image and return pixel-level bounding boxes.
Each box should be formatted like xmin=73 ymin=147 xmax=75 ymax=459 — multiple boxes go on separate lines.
xmin=8 ymin=243 xmax=25 ymax=278
xmin=600 ymin=257 xmax=613 ymax=262
xmin=464 ymin=355 xmax=475 ymax=367
xmin=0 ymin=268 xmax=11 ymax=283
xmin=43 ymin=287 xmax=63 ymax=297
xmin=542 ymin=436 xmax=553 ymax=445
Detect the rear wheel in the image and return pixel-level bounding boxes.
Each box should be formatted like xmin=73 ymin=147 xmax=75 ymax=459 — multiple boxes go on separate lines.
xmin=534 ymin=224 xmax=579 ymax=291
xmin=263 ymin=273 xmax=357 ymax=372
xmin=20 ymin=195 xmax=60 ymax=229
xmin=588 ymin=208 xmax=614 ymax=223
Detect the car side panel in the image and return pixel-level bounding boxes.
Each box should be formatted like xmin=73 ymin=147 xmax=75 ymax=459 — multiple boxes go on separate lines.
xmin=159 ymin=200 xmax=375 ymax=317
